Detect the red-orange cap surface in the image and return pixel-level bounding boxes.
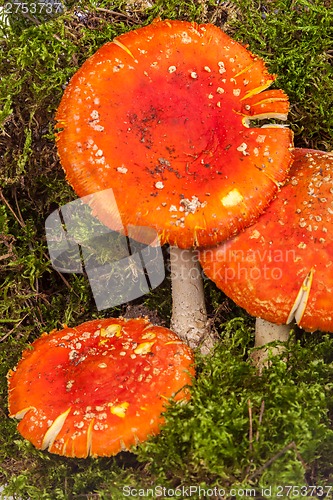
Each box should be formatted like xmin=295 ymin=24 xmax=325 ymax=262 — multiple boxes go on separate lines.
xmin=56 ymin=19 xmax=293 ymax=249
xmin=7 ymin=317 xmax=194 ymax=458
xmin=199 ymin=149 xmax=333 ymax=332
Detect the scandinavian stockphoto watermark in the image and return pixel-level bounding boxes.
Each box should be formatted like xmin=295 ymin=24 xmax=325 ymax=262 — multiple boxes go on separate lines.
xmin=167 ymin=246 xmax=296 ymax=283
xmin=45 ymin=189 xmax=165 ymax=310
xmin=201 ymin=246 xmax=297 ymax=283
xmin=122 ymin=484 xmax=333 ymax=498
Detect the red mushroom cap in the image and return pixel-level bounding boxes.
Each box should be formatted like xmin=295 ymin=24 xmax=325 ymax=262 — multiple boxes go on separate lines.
xmin=56 ymin=19 xmax=293 ymax=248
xmin=7 ymin=317 xmax=194 ymax=458
xmin=199 ymin=149 xmax=333 ymax=332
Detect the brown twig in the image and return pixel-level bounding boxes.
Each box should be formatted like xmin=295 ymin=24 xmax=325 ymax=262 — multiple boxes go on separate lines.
xmin=13 ymin=188 xmax=26 ymax=228
xmin=0 ymin=189 xmax=24 ymax=228
xmin=248 ymin=399 xmax=253 ymax=453
xmin=249 ymin=441 xmax=307 ymax=481
xmin=95 ymin=7 xmax=133 ymax=20
xmin=0 ymin=314 xmax=29 ymax=342
xmin=0 ymin=253 xmax=12 ymax=261
xmin=256 ymin=400 xmax=265 ymax=442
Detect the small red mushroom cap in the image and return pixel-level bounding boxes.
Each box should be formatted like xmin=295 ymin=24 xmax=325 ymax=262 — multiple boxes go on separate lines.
xmin=56 ymin=19 xmax=293 ymax=248
xmin=199 ymin=149 xmax=333 ymax=332
xmin=7 ymin=317 xmax=194 ymax=458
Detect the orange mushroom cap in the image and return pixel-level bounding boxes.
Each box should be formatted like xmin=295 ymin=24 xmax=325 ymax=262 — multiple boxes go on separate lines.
xmin=56 ymin=19 xmax=293 ymax=249
xmin=199 ymin=149 xmax=333 ymax=332
xmin=7 ymin=317 xmax=194 ymax=458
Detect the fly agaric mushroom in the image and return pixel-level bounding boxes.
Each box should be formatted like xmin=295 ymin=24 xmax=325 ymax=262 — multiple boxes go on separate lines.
xmin=55 ymin=19 xmax=293 ymax=351
xmin=199 ymin=149 xmax=333 ymax=361
xmin=7 ymin=317 xmax=194 ymax=458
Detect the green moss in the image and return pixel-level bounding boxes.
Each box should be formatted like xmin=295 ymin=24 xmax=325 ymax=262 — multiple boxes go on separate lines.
xmin=138 ymin=328 xmax=333 ymax=489
xmin=1 ymin=0 xmax=333 ymax=497
xmin=227 ymin=0 xmax=333 ymax=150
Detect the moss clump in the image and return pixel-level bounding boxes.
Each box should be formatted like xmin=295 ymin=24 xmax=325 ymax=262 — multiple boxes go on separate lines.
xmin=1 ymin=0 xmax=333 ymax=497
xmin=138 ymin=324 xmax=333 ymax=490
xmin=228 ymin=0 xmax=333 ymax=150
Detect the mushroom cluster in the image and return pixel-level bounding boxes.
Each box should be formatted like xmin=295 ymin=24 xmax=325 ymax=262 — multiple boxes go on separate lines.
xmin=55 ymin=19 xmax=293 ymax=350
xmin=8 ymin=318 xmax=194 ymax=458
xmin=8 ymin=18 xmax=332 ymax=459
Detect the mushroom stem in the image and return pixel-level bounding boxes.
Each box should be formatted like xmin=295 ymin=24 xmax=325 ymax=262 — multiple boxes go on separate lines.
xmin=169 ymin=246 xmax=214 ymax=354
xmin=251 ymin=318 xmax=293 ymax=367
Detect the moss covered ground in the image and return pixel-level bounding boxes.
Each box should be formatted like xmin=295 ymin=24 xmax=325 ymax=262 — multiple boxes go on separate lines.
xmin=0 ymin=0 xmax=333 ymax=498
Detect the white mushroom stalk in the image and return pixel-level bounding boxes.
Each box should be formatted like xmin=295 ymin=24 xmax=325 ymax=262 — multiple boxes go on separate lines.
xmin=170 ymin=246 xmax=215 ymax=353
xmin=251 ymin=319 xmax=293 ymax=367
xmin=253 ymin=268 xmax=314 ymax=364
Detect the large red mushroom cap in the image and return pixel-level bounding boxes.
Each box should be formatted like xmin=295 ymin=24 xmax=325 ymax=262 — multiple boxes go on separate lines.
xmin=7 ymin=317 xmax=194 ymax=458
xmin=56 ymin=19 xmax=293 ymax=248
xmin=199 ymin=149 xmax=333 ymax=332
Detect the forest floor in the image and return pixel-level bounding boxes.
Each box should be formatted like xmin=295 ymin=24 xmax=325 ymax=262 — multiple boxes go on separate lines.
xmin=1 ymin=0 xmax=333 ymax=498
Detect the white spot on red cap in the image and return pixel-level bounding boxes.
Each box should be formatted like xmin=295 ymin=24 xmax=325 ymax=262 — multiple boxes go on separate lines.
xmin=181 ymin=32 xmax=192 ymax=44
xmin=256 ymin=135 xmax=266 ymax=143
xmin=117 ymin=165 xmax=128 ymax=174
xmin=221 ymin=189 xmax=244 ymax=207
xmin=218 ymin=61 xmax=226 ymax=74
xmin=237 ymin=143 xmax=249 ymax=156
